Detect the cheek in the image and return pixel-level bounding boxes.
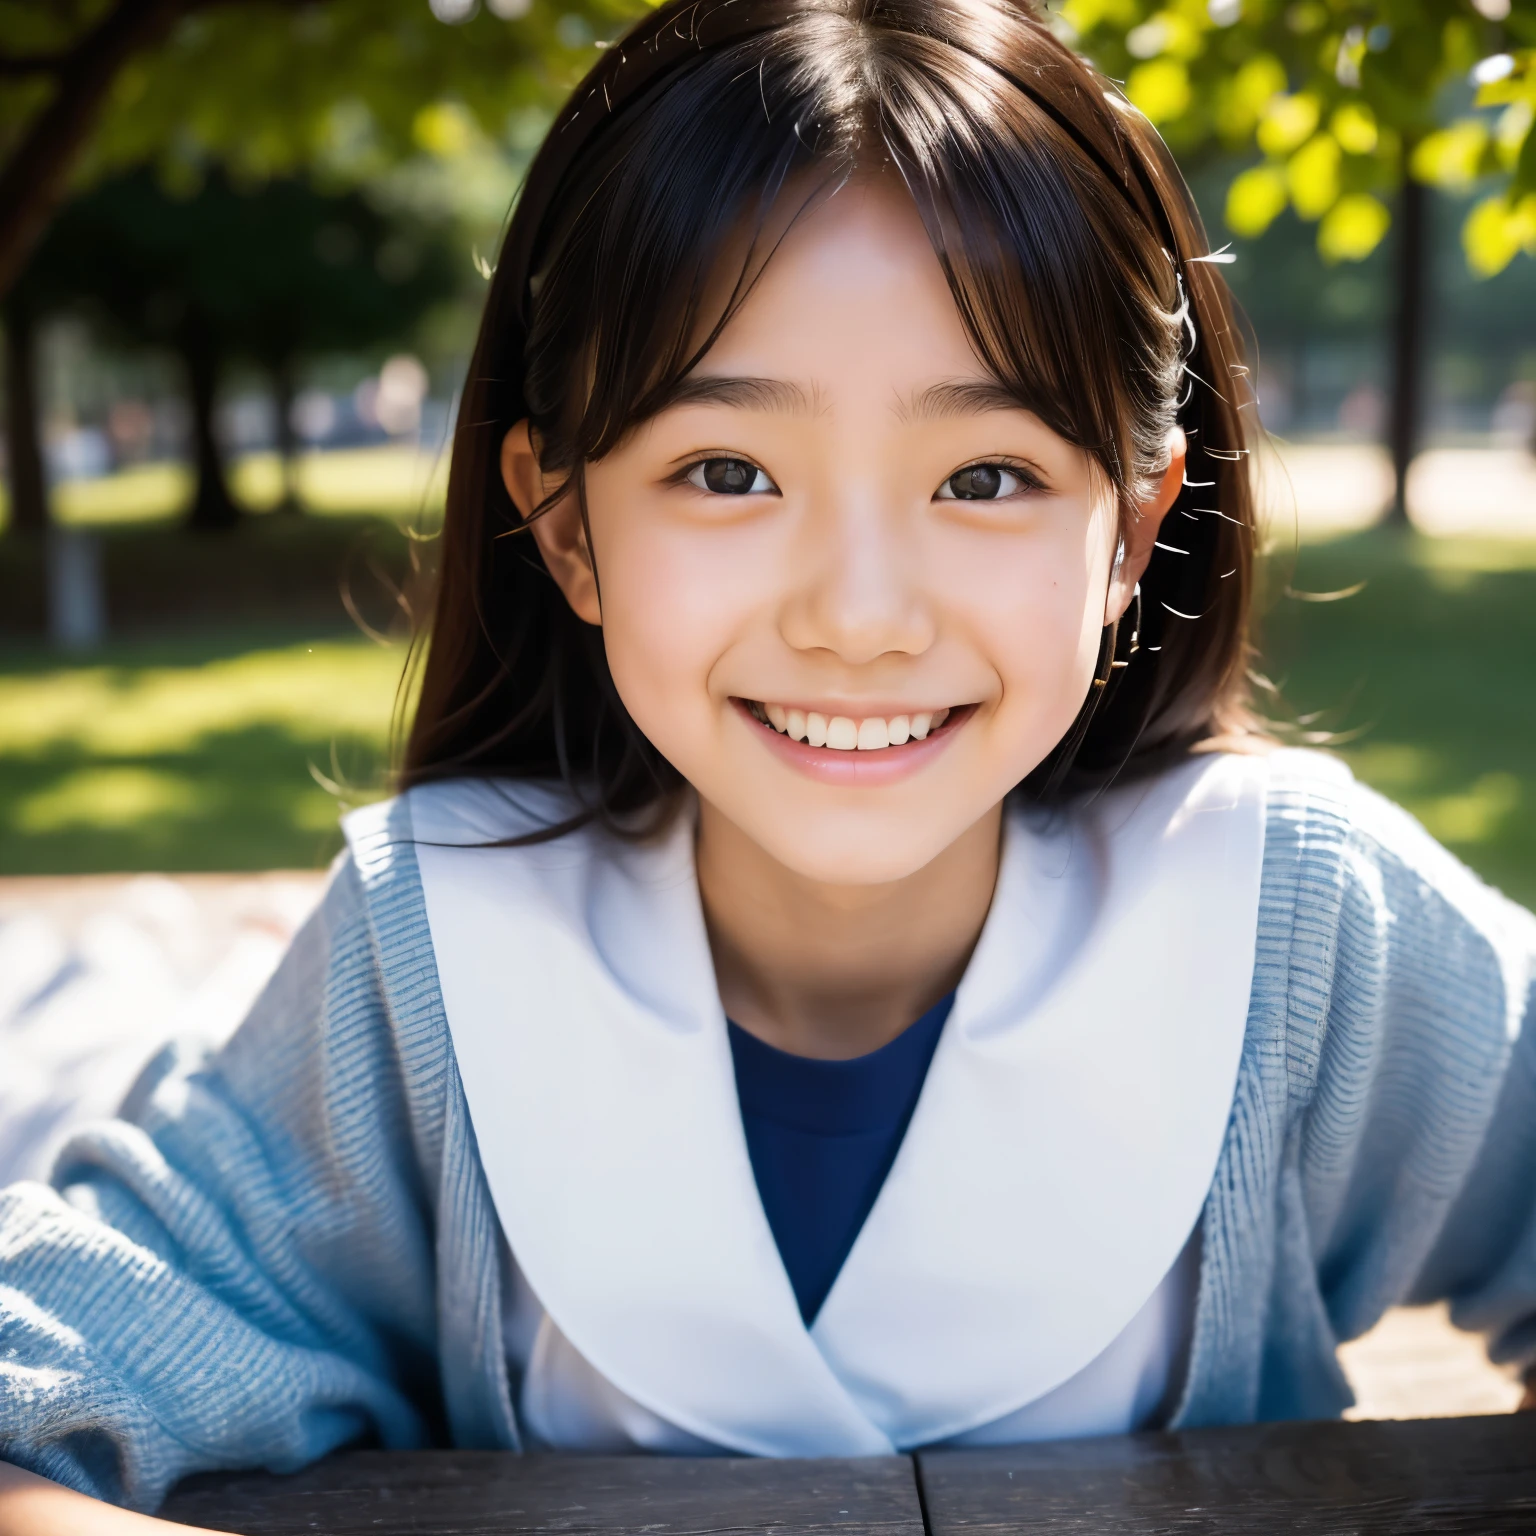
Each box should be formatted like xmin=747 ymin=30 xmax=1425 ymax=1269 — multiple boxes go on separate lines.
xmin=584 ymin=499 xmax=756 ymax=749
xmin=941 ymin=514 xmax=1110 ymax=728
xmin=994 ymin=573 xmax=1102 ymax=734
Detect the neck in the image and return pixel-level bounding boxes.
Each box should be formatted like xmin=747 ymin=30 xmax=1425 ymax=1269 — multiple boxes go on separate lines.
xmin=696 ymin=800 xmax=1003 ymax=1060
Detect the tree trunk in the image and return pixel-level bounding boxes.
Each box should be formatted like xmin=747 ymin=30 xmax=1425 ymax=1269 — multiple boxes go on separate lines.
xmin=180 ymin=318 xmax=240 ymax=531
xmin=0 ymin=0 xmax=193 ymax=301
xmin=2 ymin=303 xmax=49 ymax=536
xmin=272 ymin=352 xmax=303 ymax=513
xmin=1386 ymin=170 xmax=1429 ymax=526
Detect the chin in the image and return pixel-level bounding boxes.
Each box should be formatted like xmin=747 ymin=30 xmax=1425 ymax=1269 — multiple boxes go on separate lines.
xmin=745 ymin=811 xmax=973 ymax=888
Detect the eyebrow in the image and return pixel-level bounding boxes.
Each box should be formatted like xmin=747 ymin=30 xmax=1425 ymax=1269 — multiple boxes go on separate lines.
xmin=898 ymin=378 xmax=1035 ymax=422
xmin=660 ymin=375 xmax=817 ymax=416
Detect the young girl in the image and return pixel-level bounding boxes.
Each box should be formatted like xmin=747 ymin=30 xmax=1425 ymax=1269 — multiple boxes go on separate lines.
xmin=3 ymin=0 xmax=1534 ymax=1526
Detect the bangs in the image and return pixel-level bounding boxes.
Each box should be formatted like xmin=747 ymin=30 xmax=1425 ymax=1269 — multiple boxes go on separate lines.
xmin=523 ymin=4 xmax=1183 ymax=514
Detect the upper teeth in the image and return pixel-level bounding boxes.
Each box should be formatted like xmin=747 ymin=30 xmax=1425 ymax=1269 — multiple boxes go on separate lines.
xmin=755 ymin=703 xmax=951 ymax=750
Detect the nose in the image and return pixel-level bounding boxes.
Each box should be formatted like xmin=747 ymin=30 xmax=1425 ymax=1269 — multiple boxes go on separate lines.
xmin=779 ymin=486 xmax=936 ymax=665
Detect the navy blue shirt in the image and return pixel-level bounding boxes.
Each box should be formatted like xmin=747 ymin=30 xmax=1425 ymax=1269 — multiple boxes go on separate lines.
xmin=727 ymin=993 xmax=955 ymax=1324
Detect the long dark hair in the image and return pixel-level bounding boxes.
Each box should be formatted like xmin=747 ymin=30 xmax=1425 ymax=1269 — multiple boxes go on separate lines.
xmin=401 ymin=0 xmax=1260 ymax=829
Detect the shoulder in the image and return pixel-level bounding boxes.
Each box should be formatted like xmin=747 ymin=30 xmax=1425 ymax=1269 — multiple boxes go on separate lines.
xmin=1262 ymin=746 xmax=1534 ymax=962
xmin=347 ymin=777 xmax=590 ymax=848
xmin=1254 ymin=748 xmax=1536 ymax=1104
xmin=341 ymin=776 xmax=580 ymax=901
xmin=336 ymin=777 xmax=630 ymax=983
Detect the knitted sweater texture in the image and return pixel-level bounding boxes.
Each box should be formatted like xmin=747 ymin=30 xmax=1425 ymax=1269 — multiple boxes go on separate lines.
xmin=1 ymin=750 xmax=1534 ymax=1510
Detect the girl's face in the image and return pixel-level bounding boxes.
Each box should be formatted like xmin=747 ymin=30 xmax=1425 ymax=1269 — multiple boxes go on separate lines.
xmin=508 ymin=176 xmax=1182 ymax=886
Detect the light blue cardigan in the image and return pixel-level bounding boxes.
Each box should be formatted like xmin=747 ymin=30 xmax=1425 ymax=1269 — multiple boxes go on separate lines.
xmin=2 ymin=750 xmax=1534 ymax=1511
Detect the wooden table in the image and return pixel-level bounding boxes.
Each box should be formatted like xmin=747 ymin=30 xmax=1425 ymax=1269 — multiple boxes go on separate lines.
xmin=160 ymin=1414 xmax=1536 ymax=1535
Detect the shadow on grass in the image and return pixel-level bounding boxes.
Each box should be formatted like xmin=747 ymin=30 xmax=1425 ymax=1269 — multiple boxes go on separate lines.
xmin=0 ymin=722 xmax=388 ymax=875
xmin=0 ymin=623 xmax=366 ymax=677
xmin=0 ymin=514 xmax=421 ymax=639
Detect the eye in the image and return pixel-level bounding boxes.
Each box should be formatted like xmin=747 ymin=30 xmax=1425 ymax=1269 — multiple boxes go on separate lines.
xmin=685 ymin=458 xmax=777 ymax=495
xmin=935 ymin=463 xmax=1031 ymax=501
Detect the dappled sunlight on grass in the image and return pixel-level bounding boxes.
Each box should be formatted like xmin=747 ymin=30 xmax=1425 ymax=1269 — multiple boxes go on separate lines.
xmin=231 ymin=447 xmax=448 ymax=519
xmin=1415 ymin=774 xmax=1522 ymax=847
xmin=53 ymin=464 xmax=191 ymax=526
xmin=1343 ymin=744 xmax=1523 ymax=848
xmin=0 ymin=638 xmax=411 ymax=757
xmin=0 ymin=445 xmax=450 ymax=530
xmin=1410 ymin=538 xmax=1536 ymax=578
xmin=15 ymin=766 xmax=207 ymax=833
xmin=0 ymin=632 xmax=406 ymax=873
xmin=1412 ymin=537 xmax=1536 ymax=571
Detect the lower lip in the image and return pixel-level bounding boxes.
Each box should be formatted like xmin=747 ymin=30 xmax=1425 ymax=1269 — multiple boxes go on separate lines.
xmin=732 ymin=700 xmax=975 ymax=785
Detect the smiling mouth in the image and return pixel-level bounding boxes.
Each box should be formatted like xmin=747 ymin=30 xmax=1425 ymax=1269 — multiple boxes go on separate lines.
xmin=739 ymin=700 xmax=967 ymax=750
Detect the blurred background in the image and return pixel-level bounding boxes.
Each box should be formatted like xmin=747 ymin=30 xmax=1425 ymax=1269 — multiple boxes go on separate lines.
xmin=1 ymin=0 xmax=1534 ymax=1416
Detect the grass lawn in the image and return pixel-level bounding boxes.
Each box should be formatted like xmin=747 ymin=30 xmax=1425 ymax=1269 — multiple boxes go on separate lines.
xmin=0 ymin=445 xmax=448 ymax=530
xmin=1261 ymin=531 xmax=1536 ymax=908
xmin=2 ymin=527 xmax=1534 ymax=907
xmin=0 ymin=628 xmax=406 ymax=874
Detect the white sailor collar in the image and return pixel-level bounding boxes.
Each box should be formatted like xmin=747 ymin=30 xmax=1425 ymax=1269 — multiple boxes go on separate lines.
xmin=350 ymin=752 xmax=1266 ymax=1455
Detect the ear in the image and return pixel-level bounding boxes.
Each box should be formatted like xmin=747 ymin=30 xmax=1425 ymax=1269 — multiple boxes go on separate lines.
xmin=501 ymin=421 xmax=602 ymax=626
xmin=1105 ymin=426 xmax=1186 ymax=625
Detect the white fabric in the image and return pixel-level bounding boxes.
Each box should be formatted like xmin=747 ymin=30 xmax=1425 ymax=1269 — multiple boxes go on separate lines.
xmin=501 ymin=1225 xmax=1201 ymax=1453
xmin=0 ymin=874 xmax=324 ymax=1187
xmin=412 ymin=753 xmax=1268 ymax=1455
xmin=941 ymin=1228 xmax=1200 ymax=1446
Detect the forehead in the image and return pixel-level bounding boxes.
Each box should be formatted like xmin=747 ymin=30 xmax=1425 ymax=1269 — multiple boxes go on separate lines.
xmin=690 ymin=175 xmax=985 ymax=390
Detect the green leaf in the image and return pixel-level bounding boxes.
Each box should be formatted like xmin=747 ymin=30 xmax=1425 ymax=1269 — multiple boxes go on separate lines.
xmin=1411 ymin=120 xmax=1492 ymax=191
xmin=1463 ymin=192 xmax=1536 ymax=276
xmin=1060 ymin=0 xmax=1142 ymax=32
xmin=1257 ymin=92 xmax=1321 ymax=157
xmin=412 ymin=102 xmax=481 ymax=158
xmin=1317 ymin=191 xmax=1391 ymax=261
xmin=1287 ymin=132 xmax=1342 ymax=219
xmin=1496 ymin=101 xmax=1533 ymax=173
xmin=1330 ymin=101 xmax=1379 ymax=155
xmin=1225 ymin=162 xmax=1289 ymax=236
xmin=1127 ymin=58 xmax=1194 ymax=123
xmin=1215 ymin=54 xmax=1287 ymax=140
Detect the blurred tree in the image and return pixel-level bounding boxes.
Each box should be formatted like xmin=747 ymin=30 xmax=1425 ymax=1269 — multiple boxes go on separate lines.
xmin=195 ymin=175 xmax=461 ymax=515
xmin=1065 ymin=0 xmax=1536 ymax=516
xmin=1 ymin=305 xmax=46 ymax=534
xmin=2 ymin=183 xmax=102 ymax=536
xmin=9 ymin=0 xmax=1525 ymax=528
xmin=1 ymin=283 xmax=54 ymax=536
xmin=0 ymin=0 xmax=625 ymax=301
xmin=6 ymin=170 xmax=459 ymax=530
xmin=1063 ymin=0 xmax=1534 ymax=266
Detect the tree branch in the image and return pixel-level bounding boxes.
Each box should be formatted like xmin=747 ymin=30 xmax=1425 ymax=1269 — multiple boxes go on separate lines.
xmin=0 ymin=0 xmax=206 ymax=299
